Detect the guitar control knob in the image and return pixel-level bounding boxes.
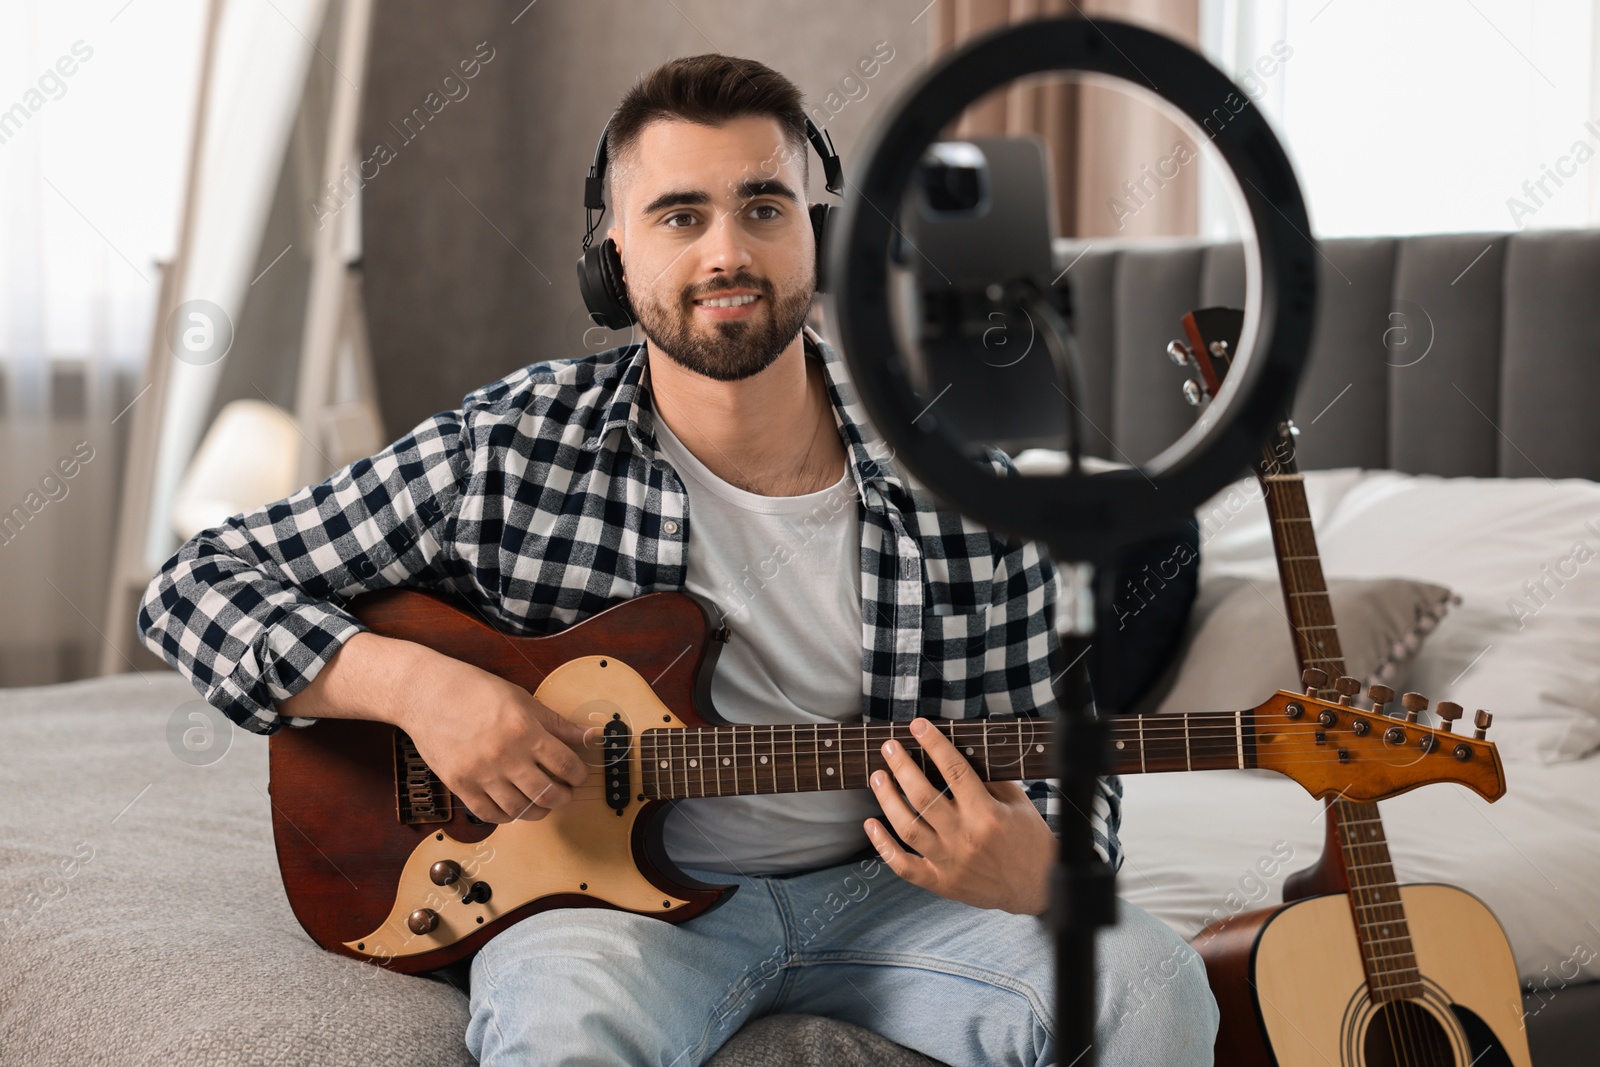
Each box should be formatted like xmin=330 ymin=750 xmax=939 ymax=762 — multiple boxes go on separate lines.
xmin=1435 ymin=702 xmax=1463 ymax=733
xmin=1301 ymin=668 xmax=1328 ymax=694
xmin=1474 ymin=710 xmax=1493 ymax=739
xmin=1401 ymin=692 xmax=1428 ymax=723
xmin=407 ymin=908 xmax=439 ymax=935
xmin=1334 ymin=676 xmax=1361 ymax=705
xmin=1367 ymin=684 xmax=1395 ymax=715
xmin=430 ymin=860 xmax=463 ymax=886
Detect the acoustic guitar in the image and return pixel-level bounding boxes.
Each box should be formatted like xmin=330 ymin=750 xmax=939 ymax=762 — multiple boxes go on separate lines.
xmin=1167 ymin=308 xmax=1531 ymax=1066
xmin=267 ymin=585 xmax=1505 ymax=975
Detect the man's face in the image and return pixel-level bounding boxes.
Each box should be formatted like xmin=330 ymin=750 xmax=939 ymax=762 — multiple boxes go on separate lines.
xmin=608 ymin=115 xmax=814 ymax=382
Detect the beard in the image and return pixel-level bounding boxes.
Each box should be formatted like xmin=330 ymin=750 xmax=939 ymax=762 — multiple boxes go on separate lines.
xmin=630 ymin=268 xmax=813 ymax=382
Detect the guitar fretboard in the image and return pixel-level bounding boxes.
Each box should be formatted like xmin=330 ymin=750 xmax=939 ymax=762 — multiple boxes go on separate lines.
xmin=638 ymin=711 xmax=1260 ymax=800
xmin=1261 ymin=456 xmax=1422 ymax=1003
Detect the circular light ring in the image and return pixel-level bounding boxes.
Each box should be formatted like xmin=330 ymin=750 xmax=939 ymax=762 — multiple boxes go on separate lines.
xmin=830 ymin=17 xmax=1317 ymax=560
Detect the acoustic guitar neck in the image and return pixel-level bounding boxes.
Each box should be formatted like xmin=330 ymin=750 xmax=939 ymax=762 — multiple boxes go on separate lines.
xmin=1176 ymin=307 xmax=1423 ymax=1003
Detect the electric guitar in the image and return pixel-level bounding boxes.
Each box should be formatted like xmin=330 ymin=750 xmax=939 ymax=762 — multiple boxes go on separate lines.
xmin=1168 ymin=307 xmax=1531 ymax=1066
xmin=267 ymin=585 xmax=1505 ymax=975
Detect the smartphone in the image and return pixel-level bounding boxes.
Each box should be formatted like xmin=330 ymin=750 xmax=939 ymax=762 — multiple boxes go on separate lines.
xmin=893 ymin=135 xmax=1071 ymax=455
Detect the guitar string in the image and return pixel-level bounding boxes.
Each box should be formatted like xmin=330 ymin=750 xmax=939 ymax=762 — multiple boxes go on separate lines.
xmin=526 ymin=715 xmax=1477 ymax=780
xmin=1276 ymin=560 xmax=1428 ymax=1059
xmin=476 ymin=730 xmax=1484 ymax=803
xmin=1207 ymin=356 xmax=1438 ymax=1061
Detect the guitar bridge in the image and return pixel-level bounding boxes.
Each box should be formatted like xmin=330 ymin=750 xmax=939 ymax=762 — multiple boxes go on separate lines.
xmin=604 ymin=718 xmax=632 ymax=812
xmin=394 ymin=729 xmax=452 ymax=824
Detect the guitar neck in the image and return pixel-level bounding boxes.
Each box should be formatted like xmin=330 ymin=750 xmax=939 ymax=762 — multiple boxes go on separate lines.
xmin=1253 ymin=442 xmax=1424 ymax=1002
xmin=638 ymin=712 xmax=1259 ymax=800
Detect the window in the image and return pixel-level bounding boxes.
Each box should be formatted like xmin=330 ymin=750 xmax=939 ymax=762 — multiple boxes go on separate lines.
xmin=1199 ymin=0 xmax=1600 ymax=238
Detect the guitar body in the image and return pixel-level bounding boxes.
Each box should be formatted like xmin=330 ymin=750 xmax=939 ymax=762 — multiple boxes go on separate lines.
xmin=267 ymin=587 xmax=737 ymax=975
xmin=1194 ymin=885 xmax=1531 ymax=1067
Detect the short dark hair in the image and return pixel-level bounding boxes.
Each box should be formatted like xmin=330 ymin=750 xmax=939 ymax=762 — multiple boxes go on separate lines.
xmin=606 ymin=54 xmax=809 ymax=212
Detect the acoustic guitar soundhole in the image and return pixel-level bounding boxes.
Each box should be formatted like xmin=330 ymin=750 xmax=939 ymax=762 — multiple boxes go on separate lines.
xmin=1362 ymin=999 xmax=1455 ymax=1067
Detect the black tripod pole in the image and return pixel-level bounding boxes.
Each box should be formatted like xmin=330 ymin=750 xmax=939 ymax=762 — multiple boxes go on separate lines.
xmin=1047 ymin=558 xmax=1117 ymax=1067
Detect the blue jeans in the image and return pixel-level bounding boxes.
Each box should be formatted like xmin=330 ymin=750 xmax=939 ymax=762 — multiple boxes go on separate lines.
xmin=465 ymin=851 xmax=1218 ymax=1066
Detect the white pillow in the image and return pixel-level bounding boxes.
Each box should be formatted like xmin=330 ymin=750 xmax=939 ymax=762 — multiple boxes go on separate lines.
xmin=1191 ymin=468 xmax=1600 ymax=764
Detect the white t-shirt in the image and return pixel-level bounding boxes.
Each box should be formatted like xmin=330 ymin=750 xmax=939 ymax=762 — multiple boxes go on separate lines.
xmin=651 ymin=399 xmax=885 ymax=875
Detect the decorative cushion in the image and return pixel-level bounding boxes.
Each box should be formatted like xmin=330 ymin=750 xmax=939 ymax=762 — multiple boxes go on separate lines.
xmin=1132 ymin=575 xmax=1456 ymax=715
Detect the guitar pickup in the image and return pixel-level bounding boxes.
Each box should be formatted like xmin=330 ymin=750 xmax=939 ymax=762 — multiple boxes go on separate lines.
xmin=604 ymin=718 xmax=631 ymax=812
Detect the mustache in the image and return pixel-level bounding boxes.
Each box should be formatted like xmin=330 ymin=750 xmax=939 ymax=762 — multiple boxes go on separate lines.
xmin=686 ymin=276 xmax=769 ymax=302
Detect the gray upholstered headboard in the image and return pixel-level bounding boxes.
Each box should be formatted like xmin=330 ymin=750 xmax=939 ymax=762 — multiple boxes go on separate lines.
xmin=1048 ymin=231 xmax=1600 ymax=479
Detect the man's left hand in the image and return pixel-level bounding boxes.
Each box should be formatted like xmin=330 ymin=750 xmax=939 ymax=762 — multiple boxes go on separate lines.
xmin=864 ymin=716 xmax=1057 ymax=915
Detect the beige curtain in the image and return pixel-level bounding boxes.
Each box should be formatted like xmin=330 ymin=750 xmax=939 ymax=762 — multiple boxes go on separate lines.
xmin=930 ymin=0 xmax=1201 ymax=239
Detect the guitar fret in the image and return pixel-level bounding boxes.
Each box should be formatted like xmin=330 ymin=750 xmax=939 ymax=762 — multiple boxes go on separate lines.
xmin=812 ymin=723 xmax=821 ymax=790
xmin=674 ymin=728 xmax=683 ymax=799
xmin=1184 ymin=713 xmax=1191 ymax=771
xmin=1362 ymin=934 xmax=1415 ymax=947
xmin=698 ymin=728 xmax=708 ymax=798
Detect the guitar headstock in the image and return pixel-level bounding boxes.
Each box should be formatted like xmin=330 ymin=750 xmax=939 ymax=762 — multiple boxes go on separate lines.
xmin=1249 ymin=670 xmax=1506 ymax=803
xmin=1166 ymin=306 xmax=1245 ymax=405
xmin=1168 ymin=305 xmax=1300 ymax=475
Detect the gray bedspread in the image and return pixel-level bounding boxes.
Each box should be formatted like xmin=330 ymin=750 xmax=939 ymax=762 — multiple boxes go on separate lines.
xmin=0 ymin=672 xmax=940 ymax=1066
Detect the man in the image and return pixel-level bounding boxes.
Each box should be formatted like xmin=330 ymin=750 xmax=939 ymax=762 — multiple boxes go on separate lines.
xmin=138 ymin=53 xmax=1217 ymax=1067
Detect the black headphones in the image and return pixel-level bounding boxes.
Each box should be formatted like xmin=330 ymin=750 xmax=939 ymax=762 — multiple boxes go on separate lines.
xmin=576 ymin=112 xmax=845 ymax=330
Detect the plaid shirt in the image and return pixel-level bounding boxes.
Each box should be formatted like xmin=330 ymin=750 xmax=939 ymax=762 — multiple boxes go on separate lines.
xmin=137 ymin=324 xmax=1121 ymax=869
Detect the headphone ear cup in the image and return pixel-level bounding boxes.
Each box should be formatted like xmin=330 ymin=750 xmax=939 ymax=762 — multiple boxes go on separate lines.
xmin=809 ymin=202 xmax=833 ymax=294
xmin=577 ymin=238 xmax=635 ymax=330
xmin=598 ymin=238 xmax=635 ymax=325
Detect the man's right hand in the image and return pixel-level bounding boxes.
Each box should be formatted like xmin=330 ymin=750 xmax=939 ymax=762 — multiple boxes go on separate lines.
xmin=392 ymin=645 xmax=603 ymax=824
xmin=280 ymin=631 xmax=603 ymax=824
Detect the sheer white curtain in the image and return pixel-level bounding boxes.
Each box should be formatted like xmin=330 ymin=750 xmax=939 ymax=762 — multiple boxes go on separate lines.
xmin=0 ymin=1 xmax=205 ymax=685
xmin=1199 ymin=0 xmax=1600 ymax=238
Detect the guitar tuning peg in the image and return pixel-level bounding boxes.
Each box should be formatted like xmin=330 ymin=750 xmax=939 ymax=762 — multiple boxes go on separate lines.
xmin=1435 ymin=701 xmax=1463 ymax=733
xmin=1401 ymin=692 xmax=1429 ymax=723
xmin=1182 ymin=378 xmax=1205 ymax=406
xmin=1208 ymin=340 xmax=1230 ymax=358
xmin=1301 ymin=667 xmax=1328 ymax=695
xmin=1166 ymin=340 xmax=1190 ymax=366
xmin=1474 ymin=709 xmax=1493 ymax=739
xmin=1367 ymin=684 xmax=1395 ymax=714
xmin=1334 ymin=675 xmax=1361 ymax=705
